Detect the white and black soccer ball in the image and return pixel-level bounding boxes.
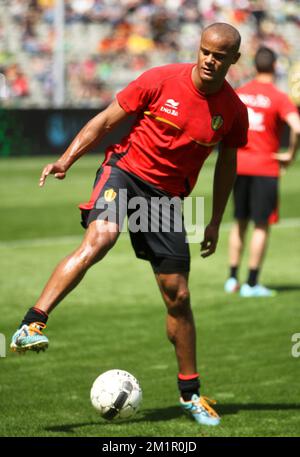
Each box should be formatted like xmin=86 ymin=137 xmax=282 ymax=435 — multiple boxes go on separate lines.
xmin=90 ymin=369 xmax=142 ymax=420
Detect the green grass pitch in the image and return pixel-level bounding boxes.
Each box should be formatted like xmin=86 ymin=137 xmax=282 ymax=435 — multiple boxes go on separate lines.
xmin=0 ymin=154 xmax=299 ymax=437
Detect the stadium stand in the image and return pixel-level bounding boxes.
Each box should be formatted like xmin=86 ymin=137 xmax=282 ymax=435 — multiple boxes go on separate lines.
xmin=0 ymin=0 xmax=300 ymax=108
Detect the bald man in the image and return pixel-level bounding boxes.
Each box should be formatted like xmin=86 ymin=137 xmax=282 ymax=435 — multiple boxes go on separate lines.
xmin=11 ymin=23 xmax=248 ymax=426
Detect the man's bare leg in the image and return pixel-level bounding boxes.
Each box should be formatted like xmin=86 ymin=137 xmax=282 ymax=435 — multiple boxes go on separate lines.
xmin=225 ymin=219 xmax=248 ymax=292
xmin=34 ymin=220 xmax=120 ymax=314
xmin=155 ymin=271 xmax=220 ymax=424
xmin=155 ymin=272 xmax=196 ymax=375
xmin=240 ymin=222 xmax=276 ymax=296
xmin=228 ymin=219 xmax=249 ymax=269
xmin=248 ymin=223 xmax=269 ymax=271
xmin=11 ymin=219 xmax=119 ymax=351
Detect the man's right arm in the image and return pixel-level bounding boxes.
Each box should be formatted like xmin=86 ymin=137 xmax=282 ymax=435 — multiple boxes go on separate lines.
xmin=39 ymin=99 xmax=129 ymax=187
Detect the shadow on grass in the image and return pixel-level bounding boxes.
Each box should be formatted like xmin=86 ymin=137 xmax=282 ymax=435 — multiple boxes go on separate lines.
xmin=44 ymin=406 xmax=181 ymax=433
xmin=217 ymin=402 xmax=300 ymax=416
xmin=267 ymin=284 xmax=300 ymax=292
xmin=44 ymin=403 xmax=300 ymax=433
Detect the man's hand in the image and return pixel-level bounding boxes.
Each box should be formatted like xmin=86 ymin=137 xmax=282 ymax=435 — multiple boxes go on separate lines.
xmin=273 ymin=151 xmax=293 ymax=168
xmin=39 ymin=161 xmax=67 ymax=187
xmin=273 ymin=151 xmax=294 ymax=176
xmin=200 ymin=223 xmax=219 ymax=258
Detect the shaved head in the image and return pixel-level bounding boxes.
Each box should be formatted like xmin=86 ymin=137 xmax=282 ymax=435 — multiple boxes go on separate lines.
xmin=193 ymin=22 xmax=241 ymax=93
xmin=202 ymin=23 xmax=241 ymax=53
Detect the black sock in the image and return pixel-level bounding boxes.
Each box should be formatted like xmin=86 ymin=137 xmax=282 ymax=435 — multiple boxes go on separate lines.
xmin=178 ymin=374 xmax=200 ymax=401
xmin=230 ymin=266 xmax=238 ymax=279
xmin=247 ymin=269 xmax=259 ymax=287
xmin=21 ymin=307 xmax=48 ymax=327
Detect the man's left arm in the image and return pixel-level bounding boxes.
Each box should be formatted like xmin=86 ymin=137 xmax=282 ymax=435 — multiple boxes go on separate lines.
xmin=201 ymin=145 xmax=237 ymax=258
xmin=273 ymin=111 xmax=300 ymax=168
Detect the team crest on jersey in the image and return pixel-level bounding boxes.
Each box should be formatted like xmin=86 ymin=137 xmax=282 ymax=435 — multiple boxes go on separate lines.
xmin=104 ymin=188 xmax=117 ymax=202
xmin=211 ymin=115 xmax=223 ymax=131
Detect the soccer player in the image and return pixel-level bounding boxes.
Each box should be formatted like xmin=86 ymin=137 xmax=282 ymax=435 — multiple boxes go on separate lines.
xmin=225 ymin=46 xmax=300 ymax=297
xmin=11 ymin=23 xmax=248 ymax=426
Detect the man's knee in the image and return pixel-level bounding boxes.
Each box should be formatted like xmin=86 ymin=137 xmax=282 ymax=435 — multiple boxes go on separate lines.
xmin=234 ymin=219 xmax=248 ymax=237
xmin=174 ymin=288 xmax=190 ymax=306
xmin=170 ymin=290 xmax=191 ymax=318
xmin=159 ymin=275 xmax=191 ymax=316
xmin=254 ymin=221 xmax=269 ymax=231
xmin=77 ymin=221 xmax=119 ymax=267
xmin=163 ymin=281 xmax=191 ymax=345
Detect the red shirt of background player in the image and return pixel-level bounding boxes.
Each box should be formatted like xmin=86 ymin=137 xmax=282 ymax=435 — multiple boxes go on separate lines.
xmin=236 ymin=79 xmax=298 ymax=177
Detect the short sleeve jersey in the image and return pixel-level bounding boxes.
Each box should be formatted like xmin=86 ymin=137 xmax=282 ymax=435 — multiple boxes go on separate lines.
xmin=104 ymin=63 xmax=248 ymax=196
xmin=236 ymin=79 xmax=298 ymax=177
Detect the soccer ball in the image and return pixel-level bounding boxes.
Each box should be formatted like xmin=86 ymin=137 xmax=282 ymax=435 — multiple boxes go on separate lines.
xmin=90 ymin=369 xmax=142 ymax=420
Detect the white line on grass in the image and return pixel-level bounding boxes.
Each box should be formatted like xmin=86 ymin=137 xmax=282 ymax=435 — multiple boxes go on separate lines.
xmin=0 ymin=217 xmax=300 ymax=249
xmin=222 ymin=217 xmax=300 ymax=230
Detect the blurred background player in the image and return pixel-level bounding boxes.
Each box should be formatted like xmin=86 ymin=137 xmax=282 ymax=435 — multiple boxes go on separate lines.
xmin=10 ymin=22 xmax=248 ymax=426
xmin=225 ymin=46 xmax=300 ymax=297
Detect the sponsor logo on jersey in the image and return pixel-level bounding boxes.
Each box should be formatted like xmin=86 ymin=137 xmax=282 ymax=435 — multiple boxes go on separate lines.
xmin=160 ymin=99 xmax=180 ymax=116
xmin=104 ymin=188 xmax=117 ymax=202
xmin=238 ymin=93 xmax=271 ymax=108
xmin=211 ymin=115 xmax=223 ymax=131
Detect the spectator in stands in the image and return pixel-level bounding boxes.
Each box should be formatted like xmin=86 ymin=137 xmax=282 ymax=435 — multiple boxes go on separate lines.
xmin=2 ymin=0 xmax=300 ymax=107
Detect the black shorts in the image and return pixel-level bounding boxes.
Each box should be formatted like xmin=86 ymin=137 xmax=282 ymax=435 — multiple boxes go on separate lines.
xmin=233 ymin=175 xmax=279 ymax=224
xmin=79 ymin=165 xmax=190 ymax=273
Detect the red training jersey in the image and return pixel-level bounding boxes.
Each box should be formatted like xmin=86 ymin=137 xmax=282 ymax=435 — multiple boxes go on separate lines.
xmin=103 ymin=63 xmax=248 ymax=197
xmin=236 ymin=79 xmax=298 ymax=177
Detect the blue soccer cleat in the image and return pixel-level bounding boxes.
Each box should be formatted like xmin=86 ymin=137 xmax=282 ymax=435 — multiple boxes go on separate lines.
xmin=10 ymin=322 xmax=49 ymax=353
xmin=224 ymin=277 xmax=239 ymax=293
xmin=180 ymin=394 xmax=220 ymax=426
xmin=240 ymin=283 xmax=277 ymax=297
